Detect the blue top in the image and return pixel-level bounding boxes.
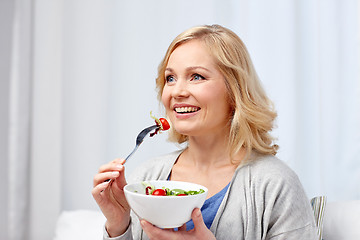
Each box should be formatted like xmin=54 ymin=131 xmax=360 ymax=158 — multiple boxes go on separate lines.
xmin=167 ymin=174 xmax=230 ymax=231
xmin=185 ymin=183 xmax=230 ymax=230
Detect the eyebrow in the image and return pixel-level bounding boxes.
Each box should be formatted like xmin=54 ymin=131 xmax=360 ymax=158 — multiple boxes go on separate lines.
xmin=165 ymin=66 xmax=212 ymax=73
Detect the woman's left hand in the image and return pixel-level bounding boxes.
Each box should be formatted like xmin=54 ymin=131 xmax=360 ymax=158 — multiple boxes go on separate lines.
xmin=140 ymin=208 xmax=216 ymax=240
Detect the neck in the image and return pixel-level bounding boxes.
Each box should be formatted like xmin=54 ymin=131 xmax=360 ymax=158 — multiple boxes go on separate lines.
xmin=183 ymin=133 xmax=233 ymax=169
xmin=171 ymin=132 xmax=244 ymax=197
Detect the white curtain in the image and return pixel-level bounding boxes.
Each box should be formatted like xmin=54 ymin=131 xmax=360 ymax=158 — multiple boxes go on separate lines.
xmin=2 ymin=0 xmax=32 ymax=239
xmin=1 ymin=0 xmax=359 ymax=239
xmin=2 ymin=0 xmax=63 ymax=240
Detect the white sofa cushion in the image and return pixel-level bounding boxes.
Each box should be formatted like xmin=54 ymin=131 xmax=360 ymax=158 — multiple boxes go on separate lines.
xmin=323 ymin=200 xmax=360 ymax=240
xmin=53 ymin=200 xmax=360 ymax=240
xmin=54 ymin=210 xmax=105 ymax=240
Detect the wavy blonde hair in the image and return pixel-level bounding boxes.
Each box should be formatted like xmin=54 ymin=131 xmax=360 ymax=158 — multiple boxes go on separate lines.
xmin=156 ymin=24 xmax=278 ymax=163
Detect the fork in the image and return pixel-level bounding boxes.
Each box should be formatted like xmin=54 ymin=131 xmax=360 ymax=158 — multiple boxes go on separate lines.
xmin=124 ymin=124 xmax=159 ymax=161
xmin=105 ymin=124 xmax=159 ymax=185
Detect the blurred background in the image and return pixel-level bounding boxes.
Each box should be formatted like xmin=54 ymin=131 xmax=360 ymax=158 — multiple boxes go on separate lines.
xmin=1 ymin=0 xmax=359 ymax=239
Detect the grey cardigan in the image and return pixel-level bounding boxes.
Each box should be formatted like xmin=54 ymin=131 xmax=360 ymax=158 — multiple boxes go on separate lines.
xmin=104 ymin=150 xmax=318 ymax=240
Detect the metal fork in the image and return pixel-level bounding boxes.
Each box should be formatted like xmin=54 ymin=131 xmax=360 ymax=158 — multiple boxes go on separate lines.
xmin=105 ymin=124 xmax=159 ymax=186
xmin=124 ymin=124 xmax=159 ymax=161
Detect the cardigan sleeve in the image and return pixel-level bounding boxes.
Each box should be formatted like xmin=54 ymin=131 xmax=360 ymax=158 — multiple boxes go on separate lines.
xmin=103 ymin=223 xmax=133 ymax=240
xmin=250 ymin=157 xmax=318 ymax=240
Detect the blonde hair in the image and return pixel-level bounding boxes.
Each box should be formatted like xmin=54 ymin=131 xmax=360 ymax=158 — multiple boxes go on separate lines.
xmin=156 ymin=24 xmax=278 ymax=163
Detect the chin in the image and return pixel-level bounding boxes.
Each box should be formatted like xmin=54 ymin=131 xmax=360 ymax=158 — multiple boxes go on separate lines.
xmin=172 ymin=126 xmax=194 ymax=135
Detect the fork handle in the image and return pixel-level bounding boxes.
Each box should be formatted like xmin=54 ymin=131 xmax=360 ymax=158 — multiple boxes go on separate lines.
xmin=125 ymin=145 xmax=140 ymax=161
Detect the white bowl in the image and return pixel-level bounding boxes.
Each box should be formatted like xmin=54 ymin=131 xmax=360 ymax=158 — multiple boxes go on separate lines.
xmin=124 ymin=180 xmax=208 ymax=228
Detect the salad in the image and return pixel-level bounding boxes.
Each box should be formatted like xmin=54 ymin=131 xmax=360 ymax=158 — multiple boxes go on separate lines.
xmin=142 ymin=182 xmax=205 ymax=196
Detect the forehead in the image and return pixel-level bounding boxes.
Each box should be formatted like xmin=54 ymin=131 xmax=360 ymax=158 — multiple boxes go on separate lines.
xmin=166 ymin=40 xmax=216 ymax=69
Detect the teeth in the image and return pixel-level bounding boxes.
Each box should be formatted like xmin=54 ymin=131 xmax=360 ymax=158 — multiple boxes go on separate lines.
xmin=175 ymin=107 xmax=199 ymax=113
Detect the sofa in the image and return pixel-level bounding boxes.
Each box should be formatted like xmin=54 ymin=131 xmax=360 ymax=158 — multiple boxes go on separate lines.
xmin=54 ymin=200 xmax=360 ymax=240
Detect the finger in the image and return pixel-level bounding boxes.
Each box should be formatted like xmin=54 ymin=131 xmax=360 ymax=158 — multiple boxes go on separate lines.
xmin=92 ymin=181 xmax=110 ymax=202
xmin=110 ymin=172 xmax=127 ymax=196
xmin=98 ymin=158 xmax=126 ymax=173
xmin=140 ymin=220 xmax=158 ymax=239
xmin=114 ymin=165 xmax=127 ymax=188
xmin=140 ymin=220 xmax=171 ymax=240
xmin=103 ymin=166 xmax=129 ymax=208
xmin=112 ymin=158 xmax=126 ymax=165
xmin=108 ymin=184 xmax=131 ymax=212
xmin=192 ymin=208 xmax=207 ymax=230
xmin=93 ymin=171 xmax=120 ymax=187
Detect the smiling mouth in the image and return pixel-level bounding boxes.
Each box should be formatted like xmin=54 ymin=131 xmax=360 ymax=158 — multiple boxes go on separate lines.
xmin=174 ymin=107 xmax=200 ymax=114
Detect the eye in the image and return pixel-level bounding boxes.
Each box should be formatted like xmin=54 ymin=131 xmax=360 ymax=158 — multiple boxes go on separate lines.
xmin=191 ymin=74 xmax=205 ymax=81
xmin=166 ymin=75 xmax=176 ymax=83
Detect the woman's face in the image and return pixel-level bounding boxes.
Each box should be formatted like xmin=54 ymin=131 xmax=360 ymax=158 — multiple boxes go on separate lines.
xmin=161 ymin=39 xmax=232 ymax=137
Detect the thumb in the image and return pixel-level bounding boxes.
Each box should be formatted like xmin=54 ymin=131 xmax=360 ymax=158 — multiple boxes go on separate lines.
xmin=192 ymin=208 xmax=216 ymax=240
xmin=114 ymin=164 xmax=127 ymax=189
xmin=192 ymin=208 xmax=206 ymax=230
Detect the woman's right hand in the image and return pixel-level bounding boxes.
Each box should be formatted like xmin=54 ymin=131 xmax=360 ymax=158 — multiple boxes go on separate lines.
xmin=92 ymin=158 xmax=131 ymax=237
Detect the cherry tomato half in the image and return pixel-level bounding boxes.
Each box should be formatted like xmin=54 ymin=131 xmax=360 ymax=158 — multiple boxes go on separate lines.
xmin=177 ymin=194 xmax=187 ymax=196
xmin=159 ymin=118 xmax=170 ymax=130
xmin=152 ymin=189 xmax=167 ymax=196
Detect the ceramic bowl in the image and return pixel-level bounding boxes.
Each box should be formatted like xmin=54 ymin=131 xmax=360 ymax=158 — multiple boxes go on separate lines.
xmin=124 ymin=180 xmax=208 ymax=228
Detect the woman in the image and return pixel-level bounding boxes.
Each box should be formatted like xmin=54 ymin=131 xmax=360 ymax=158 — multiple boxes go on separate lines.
xmin=92 ymin=24 xmax=317 ymax=240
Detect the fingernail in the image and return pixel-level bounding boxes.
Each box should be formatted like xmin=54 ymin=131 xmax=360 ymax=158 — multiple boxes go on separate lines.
xmin=112 ymin=171 xmax=119 ymax=177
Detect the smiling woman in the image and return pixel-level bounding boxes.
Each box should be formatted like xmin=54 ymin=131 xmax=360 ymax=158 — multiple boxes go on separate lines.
xmin=92 ymin=24 xmax=318 ymax=240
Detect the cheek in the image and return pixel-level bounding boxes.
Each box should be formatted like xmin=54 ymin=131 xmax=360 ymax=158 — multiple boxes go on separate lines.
xmin=161 ymin=87 xmax=171 ymax=109
xmin=206 ymin=87 xmax=232 ymax=114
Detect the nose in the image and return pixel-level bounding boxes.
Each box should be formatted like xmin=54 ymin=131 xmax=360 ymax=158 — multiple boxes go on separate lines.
xmin=171 ymin=79 xmax=189 ymax=98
